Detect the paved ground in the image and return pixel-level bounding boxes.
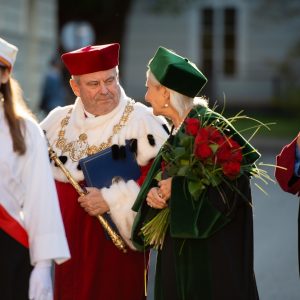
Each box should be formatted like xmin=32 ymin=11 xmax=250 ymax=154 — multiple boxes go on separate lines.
xmin=253 ymin=150 xmax=300 ymax=300
xmin=147 ymin=148 xmax=300 ymax=299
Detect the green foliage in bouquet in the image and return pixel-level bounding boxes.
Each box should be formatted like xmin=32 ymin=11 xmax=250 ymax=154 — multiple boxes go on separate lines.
xmin=140 ymin=109 xmax=274 ymax=250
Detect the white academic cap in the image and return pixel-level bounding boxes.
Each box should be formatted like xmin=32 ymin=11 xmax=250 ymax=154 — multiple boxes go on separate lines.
xmin=0 ymin=37 xmax=18 ymax=70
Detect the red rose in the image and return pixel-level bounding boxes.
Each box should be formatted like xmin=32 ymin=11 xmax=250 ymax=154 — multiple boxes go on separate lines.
xmin=216 ymin=137 xmax=242 ymax=163
xmin=185 ymin=118 xmax=200 ymax=136
xmin=216 ymin=145 xmax=232 ymax=162
xmin=222 ymin=161 xmax=241 ymax=179
xmin=207 ymin=126 xmax=223 ymax=143
xmin=195 ymin=128 xmax=209 ymax=144
xmin=194 ymin=143 xmax=213 ymax=160
xmin=231 ymin=149 xmax=243 ymax=162
xmin=215 ymin=136 xmax=226 ymax=145
xmin=227 ymin=138 xmax=240 ymax=150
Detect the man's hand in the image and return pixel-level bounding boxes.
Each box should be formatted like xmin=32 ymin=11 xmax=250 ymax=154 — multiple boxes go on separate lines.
xmin=78 ymin=187 xmax=110 ymax=216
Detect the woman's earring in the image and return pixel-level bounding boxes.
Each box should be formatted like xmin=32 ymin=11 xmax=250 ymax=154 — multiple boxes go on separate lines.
xmin=164 ymin=103 xmax=169 ymax=108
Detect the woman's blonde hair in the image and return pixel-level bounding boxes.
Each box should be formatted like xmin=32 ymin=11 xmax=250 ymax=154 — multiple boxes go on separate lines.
xmin=1 ymin=68 xmax=35 ymax=155
xmin=147 ymin=69 xmax=208 ymax=117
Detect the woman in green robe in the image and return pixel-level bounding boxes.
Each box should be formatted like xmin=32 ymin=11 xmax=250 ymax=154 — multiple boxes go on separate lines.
xmin=131 ymin=46 xmax=260 ymax=300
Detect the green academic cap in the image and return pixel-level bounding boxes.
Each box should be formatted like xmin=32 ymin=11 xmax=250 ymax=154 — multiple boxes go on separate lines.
xmin=148 ymin=46 xmax=208 ymax=98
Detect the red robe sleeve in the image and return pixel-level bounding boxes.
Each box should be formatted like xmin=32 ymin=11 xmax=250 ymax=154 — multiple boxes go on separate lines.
xmin=136 ymin=160 xmax=154 ymax=187
xmin=275 ymin=136 xmax=300 ymax=196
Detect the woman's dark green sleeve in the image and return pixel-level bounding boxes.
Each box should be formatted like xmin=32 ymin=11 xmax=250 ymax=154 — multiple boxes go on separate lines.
xmin=131 ymin=178 xmax=161 ymax=250
xmin=131 ymin=153 xmax=163 ymax=250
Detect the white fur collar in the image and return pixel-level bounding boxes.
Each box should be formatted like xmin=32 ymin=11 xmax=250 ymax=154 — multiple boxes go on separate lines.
xmin=40 ymin=88 xmax=169 ymax=183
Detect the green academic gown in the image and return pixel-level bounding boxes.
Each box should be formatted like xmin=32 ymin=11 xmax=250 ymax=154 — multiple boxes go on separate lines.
xmin=131 ymin=106 xmax=260 ymax=300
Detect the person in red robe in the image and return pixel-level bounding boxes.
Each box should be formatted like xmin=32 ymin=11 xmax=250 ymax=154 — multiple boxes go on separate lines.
xmin=40 ymin=43 xmax=169 ymax=300
xmin=275 ymin=133 xmax=300 ymax=274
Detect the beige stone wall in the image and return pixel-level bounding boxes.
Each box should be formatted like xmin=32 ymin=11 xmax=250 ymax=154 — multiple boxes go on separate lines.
xmin=124 ymin=1 xmax=192 ymax=102
xmin=0 ymin=0 xmax=58 ymax=113
xmin=124 ymin=0 xmax=300 ymax=105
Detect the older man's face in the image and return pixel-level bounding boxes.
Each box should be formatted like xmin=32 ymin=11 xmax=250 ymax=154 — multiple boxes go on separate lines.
xmin=70 ymin=67 xmax=121 ymax=116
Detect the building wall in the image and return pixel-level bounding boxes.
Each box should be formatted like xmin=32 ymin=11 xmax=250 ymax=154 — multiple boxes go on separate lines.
xmin=0 ymin=0 xmax=58 ymax=112
xmin=124 ymin=1 xmax=194 ymax=102
xmin=124 ymin=0 xmax=300 ymax=106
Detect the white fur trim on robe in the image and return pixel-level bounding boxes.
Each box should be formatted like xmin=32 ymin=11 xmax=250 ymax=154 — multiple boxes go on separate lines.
xmin=101 ymin=180 xmax=140 ymax=250
xmin=40 ymin=87 xmax=169 ymax=182
xmin=40 ymin=87 xmax=169 ymax=246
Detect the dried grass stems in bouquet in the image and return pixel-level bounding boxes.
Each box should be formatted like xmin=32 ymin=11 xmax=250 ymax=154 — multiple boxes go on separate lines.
xmin=141 ymin=107 xmax=275 ymax=250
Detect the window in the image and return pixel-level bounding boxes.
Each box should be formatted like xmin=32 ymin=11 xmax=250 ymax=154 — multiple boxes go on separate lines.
xmin=200 ymin=7 xmax=237 ymax=77
xmin=201 ymin=8 xmax=214 ymax=76
xmin=223 ymin=8 xmax=236 ymax=75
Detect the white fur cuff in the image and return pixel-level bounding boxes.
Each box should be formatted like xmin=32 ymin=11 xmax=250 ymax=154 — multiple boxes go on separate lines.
xmin=101 ymin=180 xmax=140 ymax=250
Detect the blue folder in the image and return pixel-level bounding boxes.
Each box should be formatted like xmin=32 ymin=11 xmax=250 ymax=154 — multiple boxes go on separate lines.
xmin=79 ymin=141 xmax=141 ymax=189
xmin=79 ymin=141 xmax=141 ymax=241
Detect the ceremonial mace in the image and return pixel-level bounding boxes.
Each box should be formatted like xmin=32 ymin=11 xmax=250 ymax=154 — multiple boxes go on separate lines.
xmin=47 ymin=143 xmax=127 ymax=253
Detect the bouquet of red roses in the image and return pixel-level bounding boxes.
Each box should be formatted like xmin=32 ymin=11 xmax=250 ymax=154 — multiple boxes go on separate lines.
xmin=141 ymin=113 xmax=271 ymax=250
xmin=163 ymin=117 xmax=246 ymax=200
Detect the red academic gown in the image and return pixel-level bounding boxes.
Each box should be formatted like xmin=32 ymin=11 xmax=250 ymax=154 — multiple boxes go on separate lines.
xmin=275 ymin=136 xmax=300 ymax=274
xmin=54 ymin=164 xmax=151 ymax=300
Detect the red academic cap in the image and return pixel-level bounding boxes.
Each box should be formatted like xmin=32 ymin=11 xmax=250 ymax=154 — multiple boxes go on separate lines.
xmin=61 ymin=43 xmax=120 ymax=75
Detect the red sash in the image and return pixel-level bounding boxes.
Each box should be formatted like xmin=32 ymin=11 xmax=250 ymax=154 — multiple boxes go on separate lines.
xmin=0 ymin=204 xmax=29 ymax=248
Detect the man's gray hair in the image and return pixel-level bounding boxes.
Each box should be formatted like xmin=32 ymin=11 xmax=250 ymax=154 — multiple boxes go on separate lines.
xmin=147 ymin=70 xmax=207 ymax=118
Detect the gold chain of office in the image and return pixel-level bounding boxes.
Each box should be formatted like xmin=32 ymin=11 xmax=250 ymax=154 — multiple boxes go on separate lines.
xmin=55 ymin=100 xmax=135 ymax=162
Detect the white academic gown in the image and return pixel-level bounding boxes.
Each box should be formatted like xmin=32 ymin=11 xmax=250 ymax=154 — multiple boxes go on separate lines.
xmin=0 ymin=103 xmax=70 ymax=265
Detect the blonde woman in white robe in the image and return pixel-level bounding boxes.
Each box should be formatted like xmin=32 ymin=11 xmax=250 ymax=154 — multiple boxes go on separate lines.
xmin=0 ymin=37 xmax=70 ymax=300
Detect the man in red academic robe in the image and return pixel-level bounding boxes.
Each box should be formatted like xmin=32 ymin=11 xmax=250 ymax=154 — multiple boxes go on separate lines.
xmin=40 ymin=43 xmax=169 ymax=300
xmin=275 ymin=133 xmax=300 ymax=274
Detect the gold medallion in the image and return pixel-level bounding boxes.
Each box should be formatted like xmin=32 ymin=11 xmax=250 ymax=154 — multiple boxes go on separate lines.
xmin=54 ymin=100 xmax=134 ymax=162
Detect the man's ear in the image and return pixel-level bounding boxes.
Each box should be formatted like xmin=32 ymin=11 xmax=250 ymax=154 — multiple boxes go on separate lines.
xmin=69 ymin=78 xmax=80 ymax=97
xmin=0 ymin=68 xmax=10 ymax=84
